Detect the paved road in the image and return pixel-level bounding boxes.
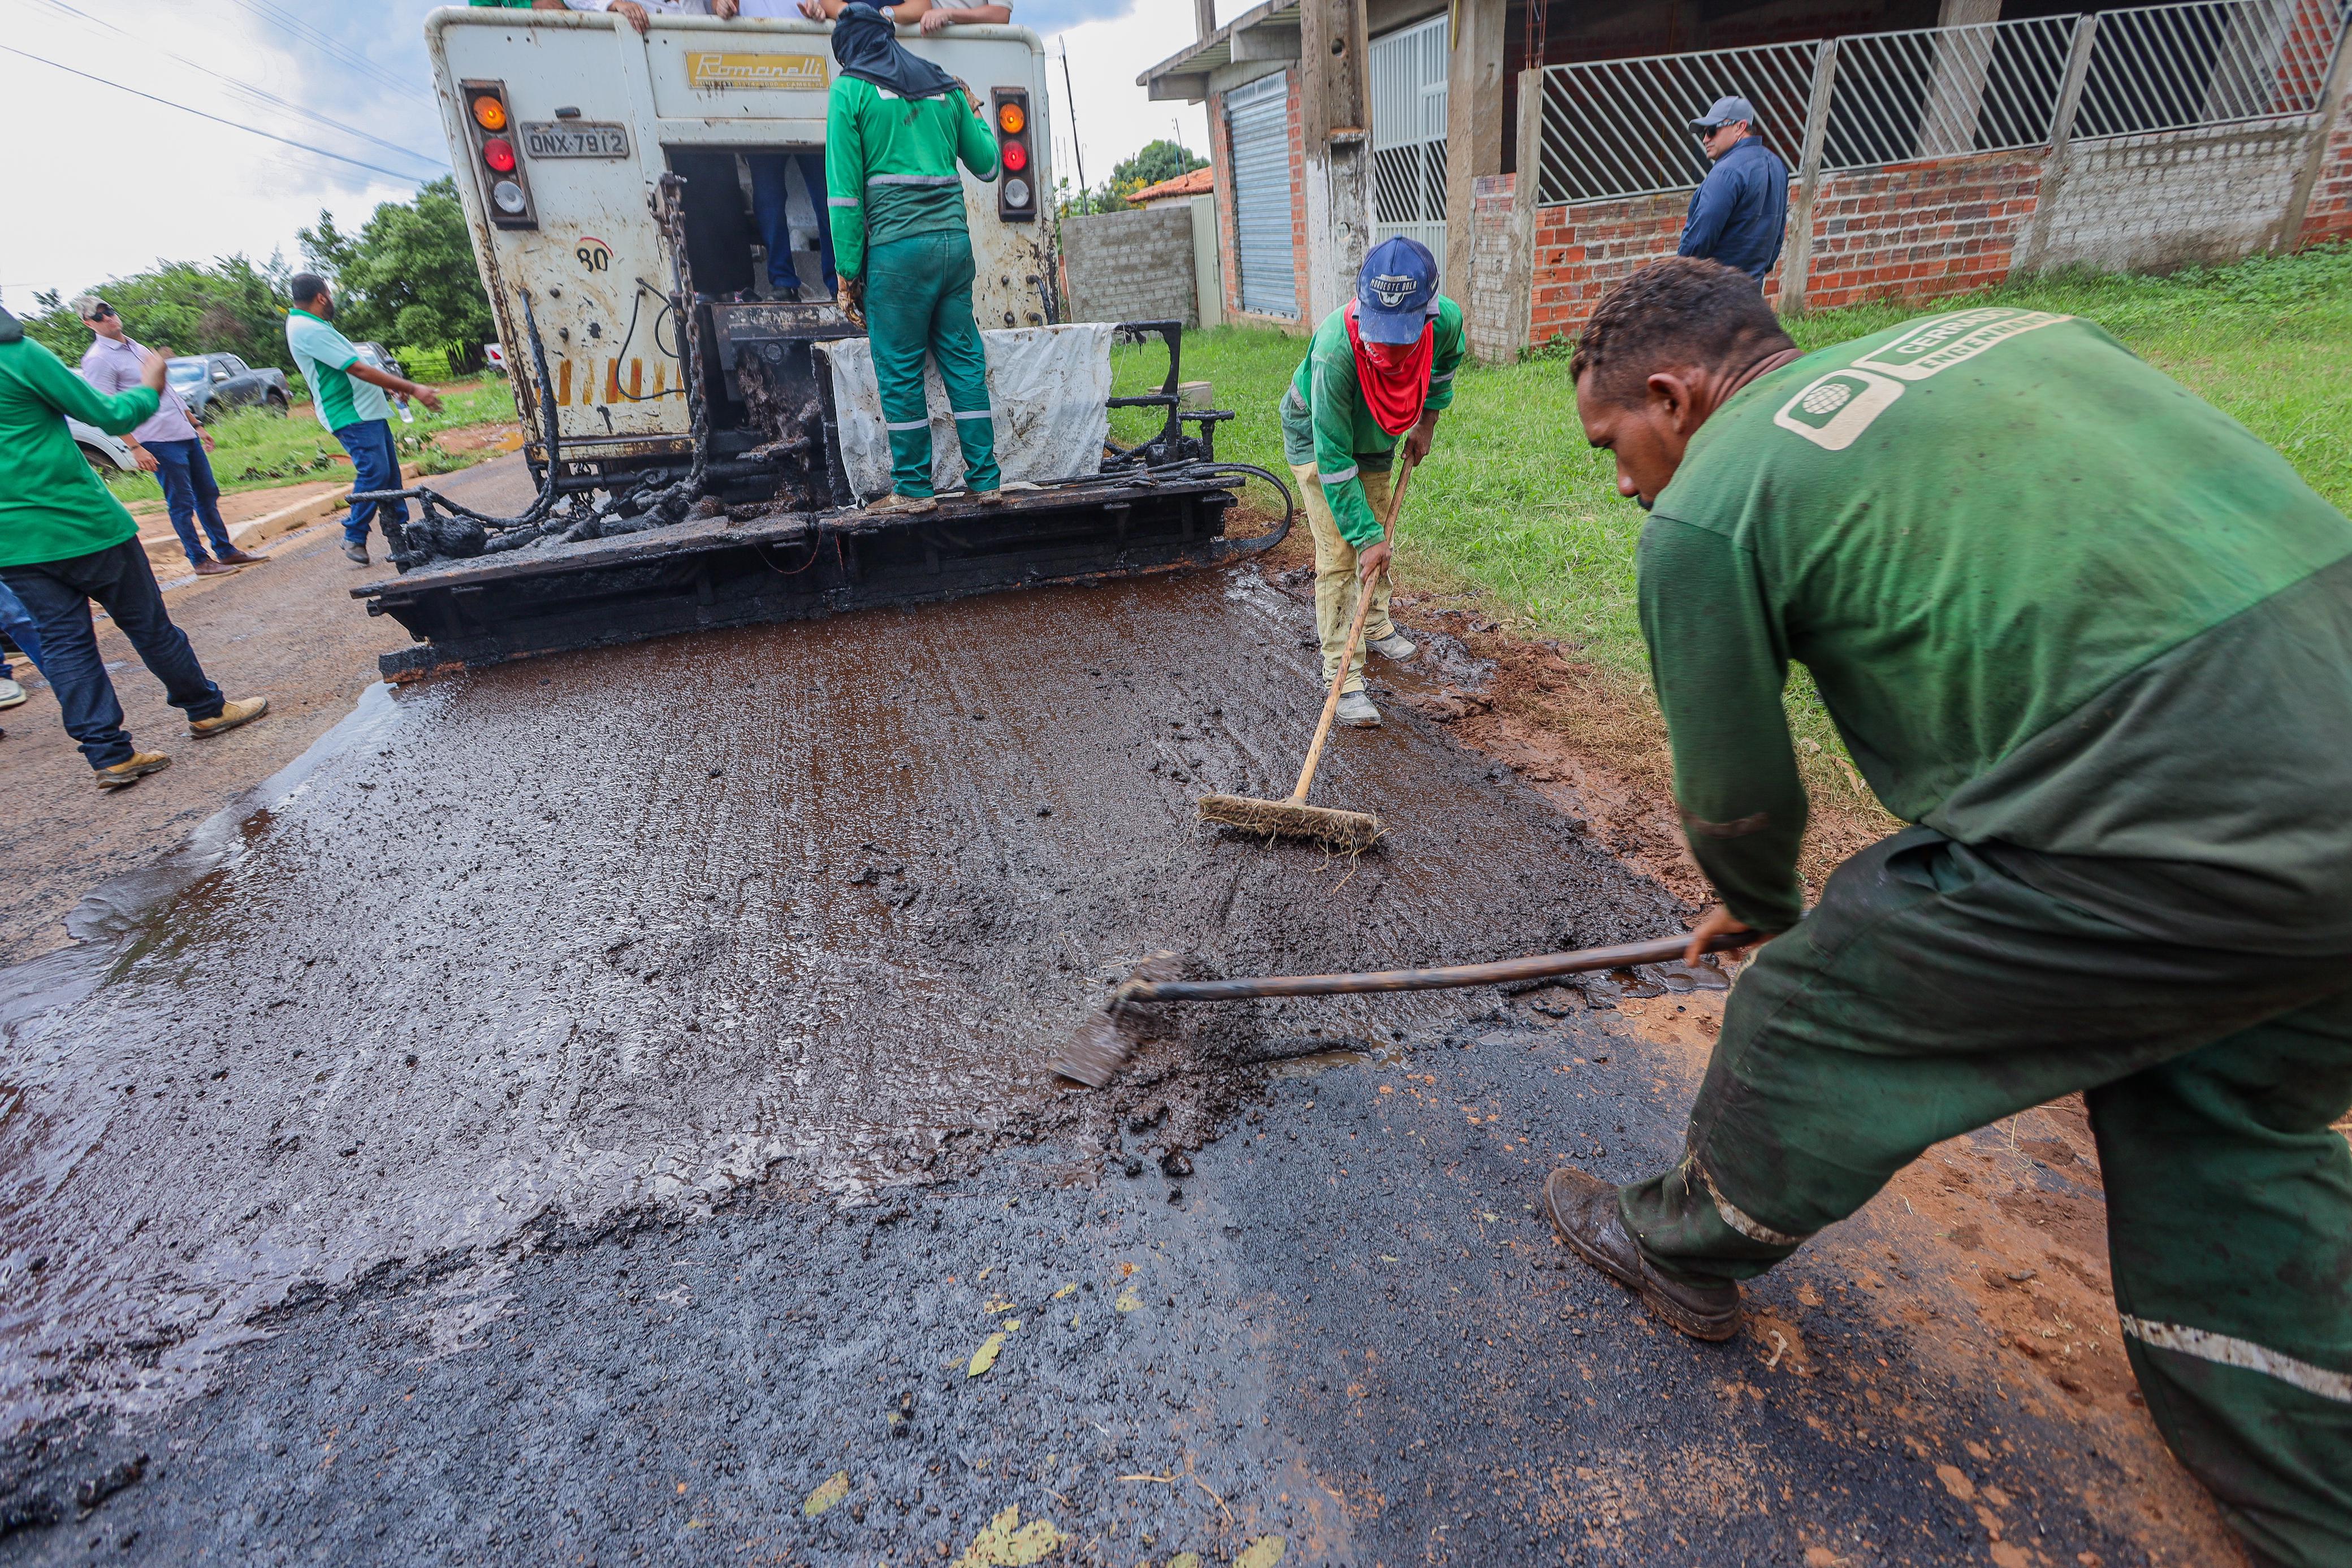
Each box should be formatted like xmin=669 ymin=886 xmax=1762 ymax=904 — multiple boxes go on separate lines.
xmin=0 ymin=498 xmax=2238 ymax=1565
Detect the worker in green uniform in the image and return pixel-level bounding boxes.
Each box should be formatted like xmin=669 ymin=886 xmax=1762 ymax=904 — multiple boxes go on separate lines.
xmin=1541 ymin=257 xmax=2351 ymax=1567
xmin=1281 ymin=237 xmax=1463 ymax=727
xmin=825 ymin=2 xmax=1002 ymax=514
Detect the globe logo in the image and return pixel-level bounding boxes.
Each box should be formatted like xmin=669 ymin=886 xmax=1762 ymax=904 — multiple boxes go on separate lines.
xmin=1800 ymin=382 xmax=1853 ymax=415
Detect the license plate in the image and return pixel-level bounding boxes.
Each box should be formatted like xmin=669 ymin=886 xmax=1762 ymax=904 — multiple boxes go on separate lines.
xmin=518 ymin=122 xmax=631 ymax=159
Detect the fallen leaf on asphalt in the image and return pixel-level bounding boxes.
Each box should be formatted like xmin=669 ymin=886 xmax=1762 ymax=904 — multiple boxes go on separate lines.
xmin=1114 ymin=1289 xmax=1142 ymax=1313
xmin=1235 ymin=1536 xmax=1286 ymax=1567
xmin=951 ymin=1503 xmax=1065 ymax=1566
xmin=984 ymin=1296 xmax=1016 ymax=1314
xmin=803 ymin=1471 xmax=850 ymax=1516
xmin=969 ymin=1332 xmax=1006 ymax=1376
xmin=1167 ymin=1555 xmax=1201 ymax=1568
xmin=1052 ymin=1283 xmax=1078 ymax=1300
xmin=1004 ymin=1318 xmax=1022 ymax=1332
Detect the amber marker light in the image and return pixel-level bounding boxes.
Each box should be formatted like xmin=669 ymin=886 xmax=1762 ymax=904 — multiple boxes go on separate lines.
xmin=997 ymin=101 xmax=1024 ymax=135
xmin=472 ymin=95 xmax=508 ymax=131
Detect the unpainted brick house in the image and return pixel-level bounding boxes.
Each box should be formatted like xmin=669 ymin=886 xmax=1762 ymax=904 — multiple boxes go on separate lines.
xmin=1142 ymin=0 xmax=2352 ymax=357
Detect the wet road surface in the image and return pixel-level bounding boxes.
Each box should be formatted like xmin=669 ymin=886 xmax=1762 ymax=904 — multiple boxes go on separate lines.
xmin=0 ymin=556 xmax=2238 ymax=1563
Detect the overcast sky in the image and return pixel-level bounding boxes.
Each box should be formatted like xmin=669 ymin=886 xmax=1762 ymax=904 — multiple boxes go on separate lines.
xmin=0 ymin=0 xmax=1243 ymax=314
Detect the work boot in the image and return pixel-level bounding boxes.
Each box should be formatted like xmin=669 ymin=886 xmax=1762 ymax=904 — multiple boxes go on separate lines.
xmin=216 ymin=547 xmax=265 ymax=565
xmin=866 ymin=492 xmax=936 ymax=516
xmin=1365 ymin=630 xmax=1418 ymax=662
xmin=0 ymin=678 xmax=24 ymax=711
xmin=191 ymin=558 xmax=240 ymax=577
xmin=1334 ymin=690 xmax=1382 ymax=728
xmin=96 ymin=752 xmax=171 ymax=790
xmin=343 ymin=541 xmax=370 ymax=566
xmin=1542 ymin=1167 xmax=1741 ymax=1342
xmin=188 ymin=696 xmax=270 ymax=739
xmin=972 ymin=480 xmax=1041 ymax=506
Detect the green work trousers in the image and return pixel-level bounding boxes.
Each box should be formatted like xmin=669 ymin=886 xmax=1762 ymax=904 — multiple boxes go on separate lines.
xmin=1616 ymin=828 xmax=2352 ymax=1567
xmin=864 ymin=230 xmax=999 ymax=499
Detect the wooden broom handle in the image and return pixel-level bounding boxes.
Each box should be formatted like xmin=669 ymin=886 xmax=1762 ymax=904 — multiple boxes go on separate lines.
xmin=1289 ymin=455 xmax=1417 ymax=805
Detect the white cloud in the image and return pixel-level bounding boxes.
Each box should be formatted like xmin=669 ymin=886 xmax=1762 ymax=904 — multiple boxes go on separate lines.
xmin=1039 ymin=5 xmax=1211 ymax=196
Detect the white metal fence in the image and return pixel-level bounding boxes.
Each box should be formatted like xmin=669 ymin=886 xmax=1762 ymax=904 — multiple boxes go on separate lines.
xmin=1370 ymin=13 xmax=1452 ymax=277
xmin=1535 ymin=0 xmax=2351 ymax=206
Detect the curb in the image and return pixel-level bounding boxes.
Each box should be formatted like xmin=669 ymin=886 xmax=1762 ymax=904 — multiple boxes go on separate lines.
xmin=133 ymin=465 xmax=425 ymax=574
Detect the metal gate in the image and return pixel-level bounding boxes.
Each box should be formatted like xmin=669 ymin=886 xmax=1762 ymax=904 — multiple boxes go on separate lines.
xmin=1369 ymin=13 xmax=1449 ymax=278
xmin=1226 ymin=72 xmax=1298 ymax=318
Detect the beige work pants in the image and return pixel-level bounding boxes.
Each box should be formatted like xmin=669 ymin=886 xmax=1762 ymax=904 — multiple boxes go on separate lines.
xmin=1290 ymin=462 xmax=1395 ymax=696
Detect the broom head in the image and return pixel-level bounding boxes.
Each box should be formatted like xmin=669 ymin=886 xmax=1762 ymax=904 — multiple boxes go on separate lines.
xmin=1197 ymin=792 xmax=1384 ymax=853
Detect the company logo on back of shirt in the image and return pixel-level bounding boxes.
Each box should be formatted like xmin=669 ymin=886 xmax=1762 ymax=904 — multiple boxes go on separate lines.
xmin=1772 ymin=307 xmax=2074 ymax=450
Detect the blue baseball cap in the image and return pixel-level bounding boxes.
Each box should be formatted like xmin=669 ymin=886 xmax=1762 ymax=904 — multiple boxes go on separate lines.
xmin=1690 ymin=94 xmax=1759 ymax=131
xmin=1355 ymin=236 xmax=1438 ymax=345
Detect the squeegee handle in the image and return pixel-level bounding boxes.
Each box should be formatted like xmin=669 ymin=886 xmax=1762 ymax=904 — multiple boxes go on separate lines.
xmin=1118 ymin=930 xmax=1760 ymax=1004
xmin=1289 ymin=456 xmax=1418 ymax=805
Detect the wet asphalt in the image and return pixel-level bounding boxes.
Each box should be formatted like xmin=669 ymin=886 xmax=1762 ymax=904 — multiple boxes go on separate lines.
xmin=0 ymin=529 xmax=2189 ymax=1565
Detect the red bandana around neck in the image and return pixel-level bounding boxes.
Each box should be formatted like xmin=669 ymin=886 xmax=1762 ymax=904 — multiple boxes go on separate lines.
xmin=1344 ymin=300 xmax=1433 ymax=437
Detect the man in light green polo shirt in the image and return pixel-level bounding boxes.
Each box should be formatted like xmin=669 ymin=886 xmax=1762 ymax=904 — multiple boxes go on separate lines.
xmin=283 ymin=274 xmax=442 ymax=566
xmin=0 ymin=305 xmax=267 ymax=787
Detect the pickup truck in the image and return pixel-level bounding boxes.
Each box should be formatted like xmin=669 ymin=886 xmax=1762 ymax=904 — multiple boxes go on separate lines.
xmin=167 ymin=353 xmax=292 ymax=421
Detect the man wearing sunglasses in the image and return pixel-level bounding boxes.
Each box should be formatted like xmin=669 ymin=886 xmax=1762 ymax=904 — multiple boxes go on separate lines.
xmin=1677 ymin=95 xmax=1789 ymax=286
xmin=75 ymin=297 xmax=263 ymax=578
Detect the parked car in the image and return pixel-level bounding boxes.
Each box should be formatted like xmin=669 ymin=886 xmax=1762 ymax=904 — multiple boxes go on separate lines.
xmin=352 ymin=342 xmax=408 ymax=381
xmin=68 ymin=417 xmax=138 ymax=476
xmin=167 ymin=353 xmax=291 ymax=421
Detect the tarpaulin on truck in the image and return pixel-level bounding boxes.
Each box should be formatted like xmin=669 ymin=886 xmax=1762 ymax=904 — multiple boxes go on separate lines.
xmin=820 ymin=323 xmax=1114 ymax=501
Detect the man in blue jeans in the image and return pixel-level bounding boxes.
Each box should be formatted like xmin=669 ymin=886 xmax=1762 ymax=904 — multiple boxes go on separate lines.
xmin=0 ymin=579 xmax=41 ymax=724
xmin=282 ymin=274 xmax=443 ymax=566
xmin=0 ymin=305 xmax=267 ymax=787
xmin=75 ymin=295 xmax=264 ymax=578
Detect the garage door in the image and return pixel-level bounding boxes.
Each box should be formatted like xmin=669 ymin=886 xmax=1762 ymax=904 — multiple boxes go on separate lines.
xmin=1226 ymin=73 xmax=1297 ymax=319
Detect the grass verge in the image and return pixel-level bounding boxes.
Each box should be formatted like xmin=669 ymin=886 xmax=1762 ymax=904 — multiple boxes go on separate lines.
xmin=102 ymin=376 xmax=521 ymax=509
xmin=1112 ymin=244 xmax=2352 ymax=855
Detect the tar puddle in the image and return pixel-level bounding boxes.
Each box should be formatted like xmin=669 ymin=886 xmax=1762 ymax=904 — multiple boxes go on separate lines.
xmin=0 ymin=568 xmax=1680 ymax=1428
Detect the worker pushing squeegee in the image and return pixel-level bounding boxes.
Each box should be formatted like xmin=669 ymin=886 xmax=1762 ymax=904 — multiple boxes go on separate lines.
xmin=1078 ymin=258 xmax=2352 ymax=1566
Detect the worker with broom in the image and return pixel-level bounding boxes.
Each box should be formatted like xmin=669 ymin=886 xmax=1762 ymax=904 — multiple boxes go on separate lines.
xmin=1546 ymin=257 xmax=2350 ymax=1567
xmin=1280 ymin=236 xmax=1465 ymax=729
xmin=824 ymin=1 xmax=1006 ymax=512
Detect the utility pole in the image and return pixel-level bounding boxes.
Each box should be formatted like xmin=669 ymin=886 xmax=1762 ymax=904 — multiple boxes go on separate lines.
xmin=1059 ymin=39 xmax=1089 ymax=210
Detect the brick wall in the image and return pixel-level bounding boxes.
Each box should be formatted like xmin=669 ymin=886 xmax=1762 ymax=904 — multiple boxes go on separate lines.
xmin=1801 ymin=152 xmax=2039 ymax=309
xmin=2035 ymin=122 xmax=2308 ymax=272
xmin=1523 ymin=190 xmax=1685 ymax=348
xmin=1060 ymin=207 xmax=1199 ymax=327
xmin=2301 ymin=105 xmax=2352 ymax=245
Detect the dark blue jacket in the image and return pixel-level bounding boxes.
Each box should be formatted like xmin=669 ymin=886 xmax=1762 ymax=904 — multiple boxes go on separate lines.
xmin=1678 ymin=137 xmax=1789 ymax=281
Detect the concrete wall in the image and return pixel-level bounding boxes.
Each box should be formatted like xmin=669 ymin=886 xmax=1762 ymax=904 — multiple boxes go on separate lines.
xmin=1060 ymin=206 xmax=1200 ymax=328
xmin=2034 ymin=122 xmax=2308 ymax=272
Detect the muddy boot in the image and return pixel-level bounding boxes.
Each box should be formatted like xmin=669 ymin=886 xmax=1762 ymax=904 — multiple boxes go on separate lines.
xmin=1543 ymin=1167 xmax=1741 ymax=1341
xmin=216 ymin=547 xmax=266 ymax=565
xmin=971 ymin=481 xmax=1040 ymax=508
xmin=96 ymin=752 xmax=171 ymax=790
xmin=343 ymin=541 xmax=370 ymax=566
xmin=189 ymin=696 xmax=270 ymax=739
xmin=1335 ymin=690 xmax=1382 ymax=728
xmin=1365 ymin=630 xmax=1417 ymax=662
xmin=865 ymin=492 xmax=937 ymax=517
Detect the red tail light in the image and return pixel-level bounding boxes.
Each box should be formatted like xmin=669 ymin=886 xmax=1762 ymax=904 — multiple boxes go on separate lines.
xmin=461 ymin=79 xmax=537 ymax=229
xmin=991 ymin=86 xmax=1034 ymax=223
xmin=483 ymin=137 xmax=517 ymax=173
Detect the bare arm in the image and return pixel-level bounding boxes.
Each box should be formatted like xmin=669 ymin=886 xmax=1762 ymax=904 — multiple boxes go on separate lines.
xmin=348 ymin=361 xmax=443 ymax=415
xmin=920 ymin=3 xmax=1009 ymax=32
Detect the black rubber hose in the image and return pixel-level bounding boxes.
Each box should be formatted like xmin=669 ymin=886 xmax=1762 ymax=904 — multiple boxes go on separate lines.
xmin=1182 ymin=461 xmax=1294 ymax=562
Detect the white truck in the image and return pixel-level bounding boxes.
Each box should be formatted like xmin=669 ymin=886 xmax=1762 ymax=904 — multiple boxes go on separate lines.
xmin=358 ymin=7 xmax=1278 ymax=678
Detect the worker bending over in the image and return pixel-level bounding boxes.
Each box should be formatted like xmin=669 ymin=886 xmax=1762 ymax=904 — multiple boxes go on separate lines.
xmin=1546 ymin=257 xmax=2350 ymax=1567
xmin=1281 ymin=237 xmax=1463 ymax=728
xmin=824 ymin=2 xmax=1004 ymax=513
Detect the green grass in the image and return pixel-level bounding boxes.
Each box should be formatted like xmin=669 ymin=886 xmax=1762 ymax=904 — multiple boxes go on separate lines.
xmin=102 ymin=375 xmax=520 ymax=509
xmin=1110 ymin=245 xmax=2352 ymax=807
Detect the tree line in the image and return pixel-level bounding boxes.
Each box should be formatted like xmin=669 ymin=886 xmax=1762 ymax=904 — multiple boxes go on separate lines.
xmin=22 ymin=177 xmax=494 ymax=379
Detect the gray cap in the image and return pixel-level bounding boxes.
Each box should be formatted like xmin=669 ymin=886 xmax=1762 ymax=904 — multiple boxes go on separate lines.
xmin=1689 ymin=94 xmax=1758 ymax=131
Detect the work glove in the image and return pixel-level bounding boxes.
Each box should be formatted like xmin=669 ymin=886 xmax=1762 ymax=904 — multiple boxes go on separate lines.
xmin=840 ymin=275 xmax=867 ymax=330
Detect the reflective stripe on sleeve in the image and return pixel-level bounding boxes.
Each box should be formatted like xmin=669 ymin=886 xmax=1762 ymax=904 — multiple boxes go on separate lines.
xmin=2120 ymin=1316 xmax=2352 ymax=1403
xmin=1429 ymin=369 xmax=1455 ymax=383
xmin=828 ymin=197 xmax=861 ymax=208
xmin=1317 ymin=465 xmax=1360 ymax=486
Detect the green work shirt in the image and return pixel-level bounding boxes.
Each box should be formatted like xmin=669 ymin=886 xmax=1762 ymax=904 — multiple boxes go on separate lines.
xmin=824 ymin=76 xmax=997 ymax=283
xmin=0 ymin=330 xmax=154 ymax=569
xmin=284 ymin=307 xmax=392 ymax=433
xmin=1280 ymin=296 xmax=1464 ymax=547
xmin=1640 ymin=307 xmax=2352 ymax=948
